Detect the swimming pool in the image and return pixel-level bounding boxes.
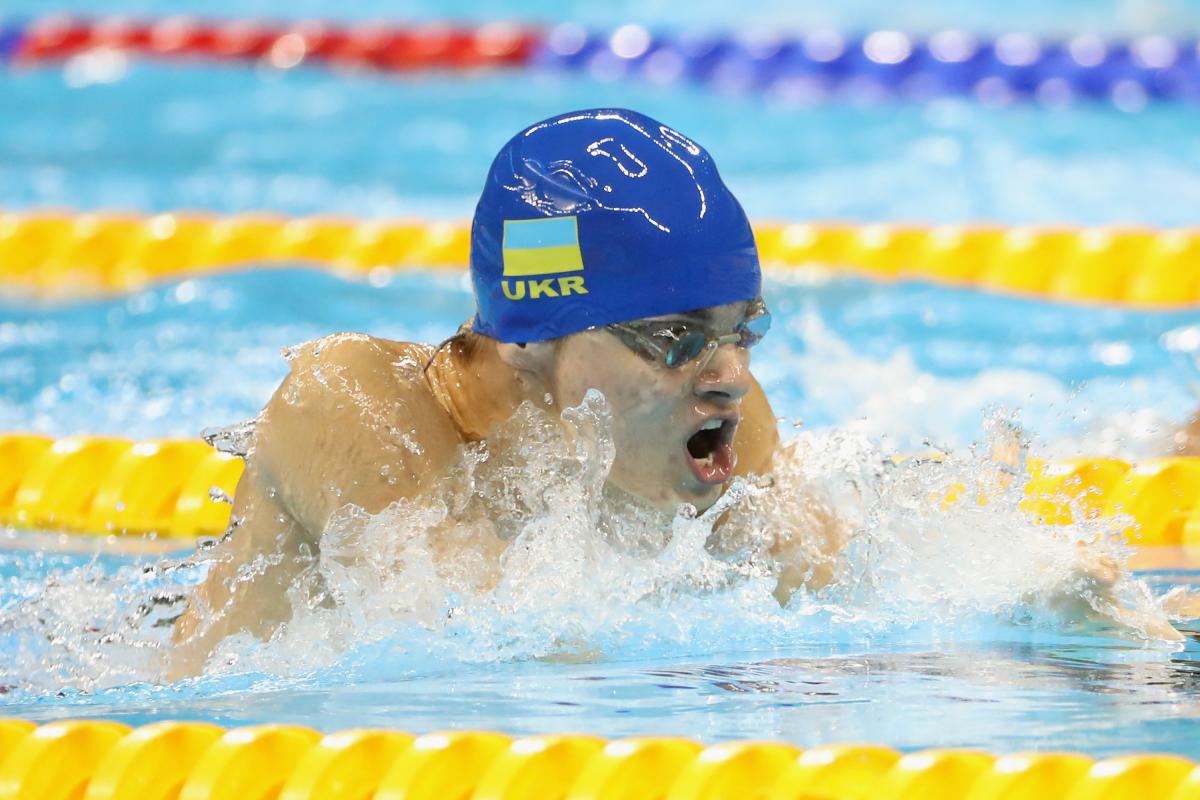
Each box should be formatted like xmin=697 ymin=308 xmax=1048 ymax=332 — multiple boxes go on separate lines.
xmin=2 ymin=0 xmax=1200 ymax=781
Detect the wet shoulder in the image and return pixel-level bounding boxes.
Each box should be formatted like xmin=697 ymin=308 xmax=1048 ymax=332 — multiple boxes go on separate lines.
xmin=277 ymin=332 xmax=456 ymax=453
xmin=287 ymin=332 xmax=433 ymax=384
xmin=263 ymin=332 xmax=463 ymax=508
xmin=280 ymin=333 xmax=435 ymax=406
xmin=733 ymin=375 xmax=779 ymax=477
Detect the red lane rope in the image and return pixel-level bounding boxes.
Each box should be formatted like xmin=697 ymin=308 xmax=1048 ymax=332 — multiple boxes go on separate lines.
xmin=11 ymin=15 xmax=540 ymax=71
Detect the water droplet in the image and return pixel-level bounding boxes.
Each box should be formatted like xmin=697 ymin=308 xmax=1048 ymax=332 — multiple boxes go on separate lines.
xmin=202 ymin=418 xmax=256 ymax=458
xmin=208 ymin=486 xmax=233 ymax=505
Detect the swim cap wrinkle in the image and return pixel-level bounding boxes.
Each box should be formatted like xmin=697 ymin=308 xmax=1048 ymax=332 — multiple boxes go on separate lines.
xmin=470 ymin=108 xmax=761 ymax=343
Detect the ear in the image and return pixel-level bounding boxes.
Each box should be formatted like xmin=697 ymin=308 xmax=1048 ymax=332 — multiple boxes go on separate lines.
xmin=495 ymin=340 xmax=556 ymax=384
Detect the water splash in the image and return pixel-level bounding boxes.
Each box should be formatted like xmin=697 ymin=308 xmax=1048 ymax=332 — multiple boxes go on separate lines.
xmin=0 ymin=392 xmax=1187 ymax=696
xmin=201 ymin=418 xmax=257 ymax=458
xmin=778 ymin=311 xmax=1190 ymax=460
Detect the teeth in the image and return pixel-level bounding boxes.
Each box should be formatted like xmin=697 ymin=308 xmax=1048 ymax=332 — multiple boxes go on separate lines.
xmin=700 ymin=419 xmax=723 ymax=431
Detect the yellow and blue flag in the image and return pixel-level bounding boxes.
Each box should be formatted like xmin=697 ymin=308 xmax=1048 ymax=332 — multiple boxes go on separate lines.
xmin=502 ymin=216 xmax=584 ymax=277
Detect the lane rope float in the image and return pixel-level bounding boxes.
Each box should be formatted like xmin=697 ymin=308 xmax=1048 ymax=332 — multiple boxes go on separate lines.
xmin=2 ymin=16 xmax=537 ymax=72
xmin=2 ymin=17 xmax=1199 ymax=109
xmin=0 ymin=719 xmax=1196 ymax=800
xmin=2 ymin=432 xmax=1199 ymax=544
xmin=537 ymin=26 xmax=1200 ymax=109
xmin=0 ymin=434 xmax=242 ymax=539
xmin=1 ymin=212 xmax=1198 ymax=307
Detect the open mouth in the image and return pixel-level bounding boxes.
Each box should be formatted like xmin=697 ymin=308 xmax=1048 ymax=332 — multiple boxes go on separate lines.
xmin=684 ymin=417 xmax=738 ymax=485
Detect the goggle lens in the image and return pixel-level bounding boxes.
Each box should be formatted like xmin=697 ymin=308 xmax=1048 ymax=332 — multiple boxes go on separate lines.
xmin=663 ymin=310 xmax=771 ymax=369
xmin=607 ymin=303 xmax=771 ymax=370
xmin=741 ymin=311 xmax=772 ymax=346
xmin=664 ymin=331 xmax=710 ymax=368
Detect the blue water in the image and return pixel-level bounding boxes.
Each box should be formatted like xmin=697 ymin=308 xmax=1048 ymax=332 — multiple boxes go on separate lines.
xmin=1 ymin=263 xmax=1198 ymax=757
xmin=7 ymin=622 xmax=1200 ymax=759
xmin=0 ymin=541 xmax=1196 ymax=759
xmin=2 ymin=0 xmax=1200 ymax=760
xmin=4 ymin=66 xmax=1200 ymax=223
xmin=1 ymin=269 xmax=1198 ymax=456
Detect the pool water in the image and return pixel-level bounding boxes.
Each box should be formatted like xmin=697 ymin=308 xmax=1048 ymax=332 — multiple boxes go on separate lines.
xmin=5 ymin=66 xmax=1200 ymax=225
xmin=0 ymin=532 xmax=1197 ymax=758
xmin=2 ymin=0 xmax=1200 ymax=763
xmin=3 ymin=269 xmax=1197 ymax=456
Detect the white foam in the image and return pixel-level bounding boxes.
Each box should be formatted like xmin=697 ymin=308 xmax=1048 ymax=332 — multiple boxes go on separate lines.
xmin=772 ymin=312 xmax=1189 ymax=460
xmin=0 ymin=390 xmax=1186 ymax=695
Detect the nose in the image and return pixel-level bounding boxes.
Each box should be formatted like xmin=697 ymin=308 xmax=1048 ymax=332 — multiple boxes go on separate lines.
xmin=693 ymin=343 xmax=751 ymax=405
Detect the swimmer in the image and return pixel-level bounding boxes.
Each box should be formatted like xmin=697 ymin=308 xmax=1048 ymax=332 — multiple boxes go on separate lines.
xmin=171 ymin=108 xmax=817 ymax=673
xmin=171 ymin=108 xmax=1195 ymax=676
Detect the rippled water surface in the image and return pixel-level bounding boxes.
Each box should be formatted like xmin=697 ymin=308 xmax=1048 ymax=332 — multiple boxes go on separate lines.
xmin=4 ymin=66 xmax=1200 ymax=224
xmin=0 ymin=542 xmax=1197 ymax=758
xmin=3 ymin=269 xmax=1198 ymax=457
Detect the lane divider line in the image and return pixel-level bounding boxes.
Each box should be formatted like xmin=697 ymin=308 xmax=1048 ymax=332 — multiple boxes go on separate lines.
xmin=0 ymin=719 xmax=1196 ymax=800
xmin=3 ymin=432 xmax=1199 ymax=543
xmin=1 ymin=212 xmax=1198 ymax=306
xmin=2 ymin=17 xmax=1199 ymax=109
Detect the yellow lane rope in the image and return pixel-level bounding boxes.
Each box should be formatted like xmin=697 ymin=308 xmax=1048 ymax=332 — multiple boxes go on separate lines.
xmin=0 ymin=435 xmax=241 ymax=538
xmin=2 ymin=433 xmax=1199 ymax=544
xmin=1 ymin=212 xmax=1198 ymax=305
xmin=0 ymin=718 xmax=1196 ymax=800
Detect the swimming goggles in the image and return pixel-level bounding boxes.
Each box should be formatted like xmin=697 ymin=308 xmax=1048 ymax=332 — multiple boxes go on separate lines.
xmin=606 ymin=299 xmax=771 ymax=370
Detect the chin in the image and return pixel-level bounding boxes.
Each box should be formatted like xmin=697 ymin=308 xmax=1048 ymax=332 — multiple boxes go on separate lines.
xmin=677 ymin=482 xmax=722 ymax=514
xmin=610 ymin=471 xmax=722 ymax=516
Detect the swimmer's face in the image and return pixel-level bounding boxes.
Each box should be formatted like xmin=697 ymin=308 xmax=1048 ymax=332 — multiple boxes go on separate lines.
xmin=548 ymin=300 xmax=757 ymax=514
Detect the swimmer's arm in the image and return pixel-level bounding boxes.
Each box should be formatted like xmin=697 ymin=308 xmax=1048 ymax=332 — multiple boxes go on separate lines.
xmin=730 ymin=378 xmax=848 ymax=604
xmin=1032 ymin=411 xmax=1200 ymax=638
xmin=765 ymin=494 xmax=848 ymax=606
xmin=1175 ymin=408 xmax=1200 ymax=455
xmin=1040 ymin=545 xmax=1198 ymax=642
xmin=976 ymin=425 xmax=1189 ymax=639
xmin=169 ymin=468 xmax=313 ymax=677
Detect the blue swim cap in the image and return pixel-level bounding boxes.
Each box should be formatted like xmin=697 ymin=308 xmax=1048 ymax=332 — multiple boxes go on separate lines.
xmin=469 ymin=108 xmax=761 ymax=343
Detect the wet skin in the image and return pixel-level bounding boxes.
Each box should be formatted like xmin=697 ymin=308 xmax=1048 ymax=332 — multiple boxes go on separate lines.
xmin=170 ymin=301 xmax=790 ymax=674
xmin=1176 ymin=411 xmax=1200 ymax=455
xmin=169 ymin=303 xmax=1199 ymax=675
xmin=542 ymin=302 xmax=762 ymax=511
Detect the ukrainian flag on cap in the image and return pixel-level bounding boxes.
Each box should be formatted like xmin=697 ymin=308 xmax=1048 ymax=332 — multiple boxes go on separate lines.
xmin=502 ymin=216 xmax=584 ymax=276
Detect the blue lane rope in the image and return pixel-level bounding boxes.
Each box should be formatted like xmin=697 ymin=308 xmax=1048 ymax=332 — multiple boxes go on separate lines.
xmin=0 ymin=21 xmax=25 ymax=63
xmin=3 ymin=16 xmax=1199 ymax=108
xmin=532 ymin=26 xmax=1200 ymax=106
